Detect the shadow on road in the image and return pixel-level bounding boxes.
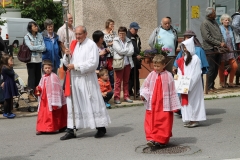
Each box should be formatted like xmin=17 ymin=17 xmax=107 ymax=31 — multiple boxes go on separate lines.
xmin=206 ymin=108 xmax=226 ymax=115
xmin=76 ymin=126 xmax=133 ymax=138
xmin=170 ymin=136 xmax=197 ymax=145
xmin=0 ymin=156 xmax=31 ymax=160
xmin=200 ymin=118 xmax=222 ymax=127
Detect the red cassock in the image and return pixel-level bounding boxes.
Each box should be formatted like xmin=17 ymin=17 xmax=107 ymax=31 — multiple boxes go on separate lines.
xmin=144 ymin=74 xmax=173 ymax=144
xmin=36 ymin=81 xmax=67 ymax=132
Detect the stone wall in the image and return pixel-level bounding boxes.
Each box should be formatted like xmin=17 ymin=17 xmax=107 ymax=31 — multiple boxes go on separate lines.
xmin=70 ymin=0 xmax=157 ymax=50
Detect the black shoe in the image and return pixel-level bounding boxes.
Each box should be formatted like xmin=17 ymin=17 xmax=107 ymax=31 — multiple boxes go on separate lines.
xmin=155 ymin=142 xmax=167 ymax=147
xmin=95 ymin=127 xmax=106 ymax=138
xmin=60 ymin=132 xmax=76 ymax=140
xmin=94 ymin=130 xmax=105 ymax=138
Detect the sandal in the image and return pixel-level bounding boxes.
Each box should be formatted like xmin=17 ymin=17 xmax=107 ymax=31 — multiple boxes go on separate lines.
xmin=220 ymin=82 xmax=227 ymax=88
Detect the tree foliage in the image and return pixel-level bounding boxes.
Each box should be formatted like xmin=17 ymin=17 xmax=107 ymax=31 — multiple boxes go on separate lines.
xmin=0 ymin=6 xmax=6 ymax=25
xmin=12 ymin=0 xmax=63 ymax=32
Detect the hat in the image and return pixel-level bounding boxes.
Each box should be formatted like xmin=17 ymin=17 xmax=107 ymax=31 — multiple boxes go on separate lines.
xmin=183 ymin=30 xmax=196 ymax=36
xmin=183 ymin=30 xmax=202 ymax=47
xmin=129 ymin=22 xmax=141 ymax=29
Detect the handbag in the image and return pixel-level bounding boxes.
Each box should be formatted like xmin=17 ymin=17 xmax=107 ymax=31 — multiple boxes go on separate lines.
xmin=17 ymin=35 xmax=31 ymax=63
xmin=112 ymin=58 xmax=124 ymax=70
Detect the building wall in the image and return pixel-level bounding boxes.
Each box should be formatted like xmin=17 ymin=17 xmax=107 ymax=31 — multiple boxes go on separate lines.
xmin=70 ymin=0 xmax=157 ymax=50
xmin=188 ymin=0 xmax=237 ymax=43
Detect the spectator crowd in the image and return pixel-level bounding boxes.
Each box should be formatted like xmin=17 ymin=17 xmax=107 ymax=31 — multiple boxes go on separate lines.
xmin=0 ymin=6 xmax=239 ymax=146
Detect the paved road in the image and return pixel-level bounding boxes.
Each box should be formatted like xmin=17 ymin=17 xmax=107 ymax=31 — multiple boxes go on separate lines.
xmin=1 ymin=98 xmax=240 ymax=160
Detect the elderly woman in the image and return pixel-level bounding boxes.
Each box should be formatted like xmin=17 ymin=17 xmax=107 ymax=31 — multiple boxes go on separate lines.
xmin=112 ymin=26 xmax=134 ymax=104
xmin=219 ymin=14 xmax=238 ymax=87
xmin=42 ymin=19 xmax=61 ymax=74
xmin=24 ymin=21 xmax=46 ymax=101
xmin=103 ymin=19 xmax=117 ymax=89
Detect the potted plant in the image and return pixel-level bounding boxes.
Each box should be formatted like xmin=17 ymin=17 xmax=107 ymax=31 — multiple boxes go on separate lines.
xmin=142 ymin=43 xmax=172 ymax=64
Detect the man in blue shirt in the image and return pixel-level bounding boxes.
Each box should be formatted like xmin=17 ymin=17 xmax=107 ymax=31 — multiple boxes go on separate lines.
xmin=148 ymin=17 xmax=178 ymax=72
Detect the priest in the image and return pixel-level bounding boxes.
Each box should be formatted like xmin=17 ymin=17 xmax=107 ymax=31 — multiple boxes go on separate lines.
xmin=60 ymin=26 xmax=111 ymax=140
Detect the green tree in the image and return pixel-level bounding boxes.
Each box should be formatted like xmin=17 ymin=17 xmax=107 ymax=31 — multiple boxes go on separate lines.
xmin=12 ymin=0 xmax=63 ymax=32
xmin=0 ymin=6 xmax=6 ymax=25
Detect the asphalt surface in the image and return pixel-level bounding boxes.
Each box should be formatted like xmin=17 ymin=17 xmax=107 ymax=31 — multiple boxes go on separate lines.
xmin=0 ymin=97 xmax=240 ymax=160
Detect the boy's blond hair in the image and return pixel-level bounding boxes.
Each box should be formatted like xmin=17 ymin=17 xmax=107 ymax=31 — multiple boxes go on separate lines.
xmin=152 ymin=54 xmax=166 ymax=64
xmin=42 ymin=59 xmax=53 ymax=67
xmin=98 ymin=69 xmax=108 ymax=77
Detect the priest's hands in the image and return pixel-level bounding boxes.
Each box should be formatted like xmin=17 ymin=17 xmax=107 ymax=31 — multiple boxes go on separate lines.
xmin=67 ymin=64 xmax=75 ymax=71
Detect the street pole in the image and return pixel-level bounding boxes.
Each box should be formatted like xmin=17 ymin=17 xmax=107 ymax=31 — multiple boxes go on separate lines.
xmin=62 ymin=0 xmax=77 ymax=136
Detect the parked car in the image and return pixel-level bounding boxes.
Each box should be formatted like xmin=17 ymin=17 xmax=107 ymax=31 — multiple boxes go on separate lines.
xmin=1 ymin=17 xmax=34 ymax=55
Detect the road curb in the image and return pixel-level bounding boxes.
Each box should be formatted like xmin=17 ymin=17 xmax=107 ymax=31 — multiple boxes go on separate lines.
xmin=204 ymin=92 xmax=240 ymax=100
xmin=1 ymin=92 xmax=240 ymax=119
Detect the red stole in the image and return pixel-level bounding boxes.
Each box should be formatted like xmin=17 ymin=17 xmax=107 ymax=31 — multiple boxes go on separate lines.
xmin=64 ymin=40 xmax=78 ymax=96
xmin=177 ymin=57 xmax=188 ymax=106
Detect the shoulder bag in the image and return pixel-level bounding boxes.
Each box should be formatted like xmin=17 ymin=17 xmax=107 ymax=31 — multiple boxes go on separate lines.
xmin=17 ymin=35 xmax=31 ymax=63
xmin=112 ymin=58 xmax=124 ymax=70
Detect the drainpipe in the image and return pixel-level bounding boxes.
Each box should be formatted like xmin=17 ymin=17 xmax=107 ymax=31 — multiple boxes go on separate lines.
xmin=72 ymin=0 xmax=75 ymax=25
xmin=211 ymin=0 xmax=215 ymax=8
xmin=186 ymin=0 xmax=189 ymax=30
xmin=236 ymin=0 xmax=239 ymax=10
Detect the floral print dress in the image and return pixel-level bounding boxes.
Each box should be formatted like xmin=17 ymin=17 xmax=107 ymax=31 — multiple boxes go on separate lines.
xmin=221 ymin=30 xmax=235 ymax=62
xmin=103 ymin=30 xmax=117 ymax=57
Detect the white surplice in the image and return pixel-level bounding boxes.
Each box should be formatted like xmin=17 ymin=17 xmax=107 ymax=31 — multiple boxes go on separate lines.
xmin=63 ymin=38 xmax=111 ymax=129
xmin=178 ymin=37 xmax=206 ymax=122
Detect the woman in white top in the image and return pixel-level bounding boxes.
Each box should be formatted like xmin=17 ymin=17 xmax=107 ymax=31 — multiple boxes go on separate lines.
xmin=24 ymin=21 xmax=46 ymax=101
xmin=112 ymin=26 xmax=134 ymax=104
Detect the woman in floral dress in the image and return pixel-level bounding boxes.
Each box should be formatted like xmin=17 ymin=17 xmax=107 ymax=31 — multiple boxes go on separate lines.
xmin=219 ymin=14 xmax=238 ymax=87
